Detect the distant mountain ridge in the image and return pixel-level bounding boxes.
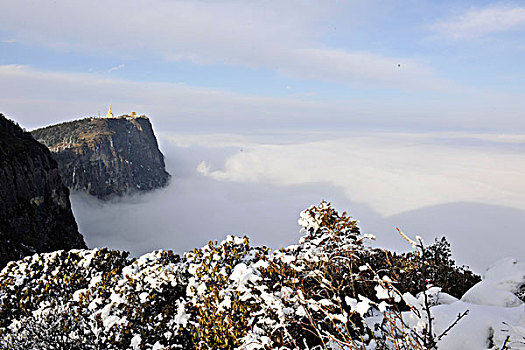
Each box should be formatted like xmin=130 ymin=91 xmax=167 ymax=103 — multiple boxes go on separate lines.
xmin=31 ymin=114 xmax=170 ymax=200
xmin=0 ymin=113 xmax=86 ymax=268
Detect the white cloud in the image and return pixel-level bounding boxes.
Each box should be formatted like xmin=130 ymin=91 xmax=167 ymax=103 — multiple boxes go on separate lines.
xmin=187 ymin=132 xmax=525 ymax=217
xmin=269 ymin=48 xmax=451 ymax=91
xmin=433 ymin=4 xmax=525 ymax=39
xmin=71 ymin=131 xmax=525 ymax=272
xmin=0 ymin=0 xmax=448 ymax=90
xmin=1 ymin=39 xmax=17 ymax=44
xmin=108 ymin=64 xmax=125 ymax=73
xmin=1 ymin=64 xmax=525 ymax=133
xmin=0 ymin=64 xmax=350 ymax=130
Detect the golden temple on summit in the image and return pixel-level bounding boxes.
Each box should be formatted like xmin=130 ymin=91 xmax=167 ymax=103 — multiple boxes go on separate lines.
xmin=106 ymin=105 xmax=114 ymax=118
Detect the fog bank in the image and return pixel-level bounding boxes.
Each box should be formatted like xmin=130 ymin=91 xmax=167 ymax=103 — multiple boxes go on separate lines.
xmin=71 ymin=131 xmax=525 ymax=272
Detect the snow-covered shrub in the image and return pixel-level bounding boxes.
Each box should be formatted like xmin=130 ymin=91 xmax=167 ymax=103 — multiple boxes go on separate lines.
xmin=246 ymin=202 xmax=413 ymax=349
xmin=250 ymin=203 xmax=476 ymax=349
xmin=279 ymin=202 xmax=374 ymax=346
xmin=185 ymin=235 xmax=269 ymax=349
xmin=80 ymin=250 xmax=192 ymax=349
xmin=0 ymin=301 xmax=98 ymax=350
xmin=394 ymin=237 xmax=480 ymax=299
xmin=0 ymin=201 xmax=487 ymax=349
xmin=0 ymin=248 xmax=130 ymax=349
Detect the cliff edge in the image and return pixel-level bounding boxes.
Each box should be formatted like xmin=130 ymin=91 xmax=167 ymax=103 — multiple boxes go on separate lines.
xmin=31 ymin=115 xmax=170 ymax=200
xmin=0 ymin=114 xmax=86 ymax=268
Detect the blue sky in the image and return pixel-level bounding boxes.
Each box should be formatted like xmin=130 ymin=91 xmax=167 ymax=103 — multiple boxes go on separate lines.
xmin=1 ymin=0 xmax=525 ymax=132
xmin=2 ymin=1 xmax=525 ymax=266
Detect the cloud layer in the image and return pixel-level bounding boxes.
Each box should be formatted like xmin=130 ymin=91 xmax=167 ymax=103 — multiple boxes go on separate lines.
xmin=432 ymin=4 xmax=525 ymax=39
xmin=71 ymin=132 xmax=525 ymax=272
xmin=2 ymin=64 xmax=525 ymax=134
xmin=192 ymin=132 xmax=525 ymax=216
xmin=0 ymin=0 xmax=448 ymax=90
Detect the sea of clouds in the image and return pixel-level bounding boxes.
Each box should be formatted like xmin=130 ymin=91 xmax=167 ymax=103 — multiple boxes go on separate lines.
xmin=71 ymin=131 xmax=525 ymax=273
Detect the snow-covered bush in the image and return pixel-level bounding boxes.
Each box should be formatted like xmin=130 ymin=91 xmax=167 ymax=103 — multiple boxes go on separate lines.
xmin=233 ymin=202 xmax=433 ymax=349
xmin=0 ymin=248 xmax=130 ymax=349
xmin=80 ymin=250 xmax=192 ymax=349
xmin=0 ymin=201 xmax=494 ymax=349
xmin=395 ymin=237 xmax=481 ymax=299
xmin=258 ymin=203 xmax=417 ymax=349
xmin=185 ymin=236 xmax=268 ymax=349
xmin=247 ymin=203 xmax=481 ymax=349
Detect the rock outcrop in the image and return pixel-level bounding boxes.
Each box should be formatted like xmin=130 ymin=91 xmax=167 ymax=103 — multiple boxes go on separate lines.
xmin=31 ymin=114 xmax=170 ymax=200
xmin=0 ymin=113 xmax=86 ymax=268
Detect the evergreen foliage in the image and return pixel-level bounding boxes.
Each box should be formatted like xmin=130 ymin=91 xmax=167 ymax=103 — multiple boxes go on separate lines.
xmin=0 ymin=202 xmax=488 ymax=349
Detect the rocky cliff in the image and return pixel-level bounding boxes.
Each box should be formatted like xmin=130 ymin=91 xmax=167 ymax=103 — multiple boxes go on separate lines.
xmin=31 ymin=115 xmax=170 ymax=200
xmin=0 ymin=114 xmax=86 ymax=268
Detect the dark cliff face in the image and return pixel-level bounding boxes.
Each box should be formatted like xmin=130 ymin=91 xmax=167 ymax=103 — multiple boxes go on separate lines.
xmin=31 ymin=115 xmax=170 ymax=200
xmin=0 ymin=114 xmax=86 ymax=268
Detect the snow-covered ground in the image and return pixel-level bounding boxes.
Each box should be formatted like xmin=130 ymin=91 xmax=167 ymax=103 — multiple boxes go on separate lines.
xmin=404 ymin=258 xmax=525 ymax=349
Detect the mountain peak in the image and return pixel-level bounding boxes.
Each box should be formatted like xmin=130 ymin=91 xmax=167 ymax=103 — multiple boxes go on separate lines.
xmin=31 ymin=115 xmax=171 ymax=200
